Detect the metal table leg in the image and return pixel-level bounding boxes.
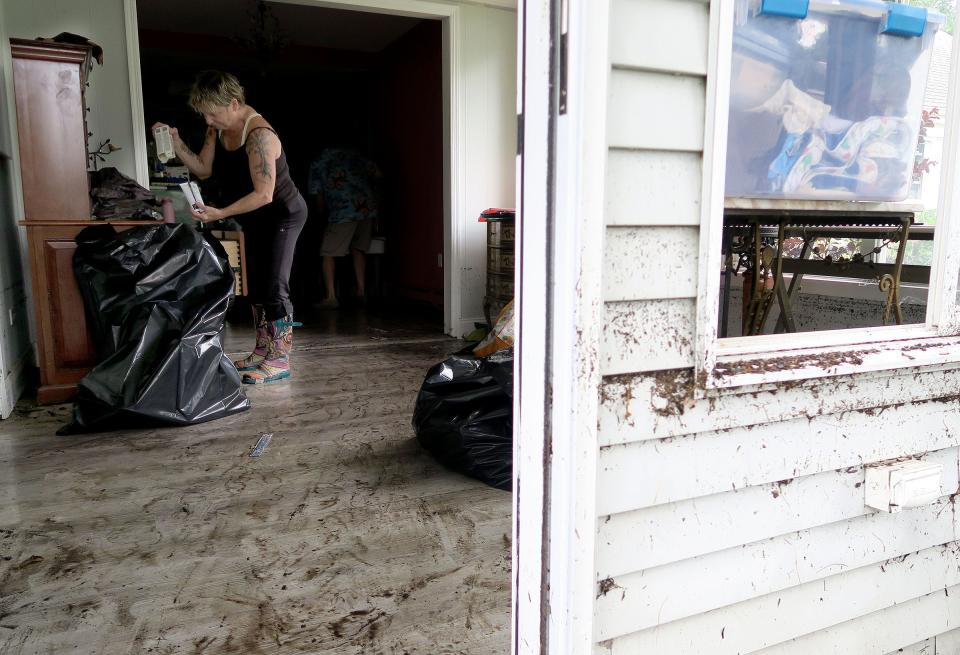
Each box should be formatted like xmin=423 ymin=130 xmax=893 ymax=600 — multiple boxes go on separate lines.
xmin=774 ymin=233 xmax=809 ymax=334
xmin=761 ymin=222 xmax=788 ymax=333
xmin=719 ymin=226 xmax=733 ymax=338
xmin=881 ymin=218 xmax=911 ymax=325
xmin=744 ymin=221 xmax=778 ymax=336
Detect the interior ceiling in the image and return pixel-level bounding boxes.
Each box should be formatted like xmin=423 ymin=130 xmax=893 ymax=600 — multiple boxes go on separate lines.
xmin=136 ymin=0 xmax=424 ymax=53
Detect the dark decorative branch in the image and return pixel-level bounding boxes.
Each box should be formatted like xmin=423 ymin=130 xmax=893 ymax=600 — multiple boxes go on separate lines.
xmin=88 ymin=138 xmax=121 ymax=171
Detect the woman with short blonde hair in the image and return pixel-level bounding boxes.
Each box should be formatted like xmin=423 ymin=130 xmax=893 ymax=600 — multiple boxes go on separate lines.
xmin=153 ymin=70 xmax=308 ymax=384
xmin=188 ymin=70 xmax=245 ymax=112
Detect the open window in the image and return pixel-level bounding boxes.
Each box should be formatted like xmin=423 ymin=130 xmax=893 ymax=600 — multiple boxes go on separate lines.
xmin=697 ymin=0 xmax=960 ymax=389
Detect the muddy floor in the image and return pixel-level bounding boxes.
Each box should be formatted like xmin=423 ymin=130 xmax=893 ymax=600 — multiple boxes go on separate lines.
xmin=0 ymin=308 xmax=512 ymax=654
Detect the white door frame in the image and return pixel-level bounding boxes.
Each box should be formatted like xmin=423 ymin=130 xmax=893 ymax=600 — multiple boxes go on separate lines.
xmin=122 ymin=0 xmax=466 ymax=336
xmin=515 ymin=0 xmax=606 ymax=652
xmin=0 ymin=12 xmax=32 ymax=420
xmin=513 ymin=0 xmax=549 ymax=647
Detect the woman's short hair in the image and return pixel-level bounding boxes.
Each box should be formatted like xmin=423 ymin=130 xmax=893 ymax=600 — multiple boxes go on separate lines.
xmin=189 ymin=70 xmax=245 ymax=112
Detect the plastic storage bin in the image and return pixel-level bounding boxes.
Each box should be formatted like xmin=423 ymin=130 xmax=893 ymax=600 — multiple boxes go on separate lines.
xmin=479 ymin=208 xmax=516 ymax=328
xmin=725 ymin=0 xmax=943 ymax=201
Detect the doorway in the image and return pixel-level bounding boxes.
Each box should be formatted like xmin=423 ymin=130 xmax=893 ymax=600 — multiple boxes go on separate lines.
xmin=125 ymin=0 xmax=518 ymax=338
xmin=134 ymin=2 xmax=444 ymax=328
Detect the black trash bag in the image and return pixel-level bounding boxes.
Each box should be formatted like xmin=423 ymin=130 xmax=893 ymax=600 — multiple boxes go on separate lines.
xmin=412 ymin=349 xmax=513 ymax=491
xmin=59 ymin=223 xmax=250 ymax=434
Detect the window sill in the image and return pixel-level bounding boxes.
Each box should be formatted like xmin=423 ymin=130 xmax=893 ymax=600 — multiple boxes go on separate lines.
xmin=706 ymin=327 xmax=960 ymax=392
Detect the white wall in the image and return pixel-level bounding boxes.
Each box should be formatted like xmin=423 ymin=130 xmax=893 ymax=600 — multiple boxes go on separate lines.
xmin=0 ymin=0 xmax=34 ymax=418
xmin=594 ymin=0 xmax=960 ymax=651
xmin=455 ymin=4 xmax=517 ymax=329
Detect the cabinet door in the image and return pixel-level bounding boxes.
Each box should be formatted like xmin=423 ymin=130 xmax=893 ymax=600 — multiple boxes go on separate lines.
xmin=27 ymin=226 xmax=96 ymax=403
xmin=12 ymin=53 xmax=91 ymax=221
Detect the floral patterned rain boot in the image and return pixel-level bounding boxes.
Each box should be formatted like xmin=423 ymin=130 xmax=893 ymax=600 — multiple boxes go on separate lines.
xmin=242 ymin=315 xmax=301 ymax=384
xmin=233 ymin=304 xmax=268 ymax=372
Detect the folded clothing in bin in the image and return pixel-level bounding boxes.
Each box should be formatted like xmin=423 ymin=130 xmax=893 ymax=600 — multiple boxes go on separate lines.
xmin=59 ymin=223 xmax=250 ymax=434
xmin=725 ymin=0 xmax=944 ymax=201
xmin=89 ymin=167 xmax=162 ymax=221
xmin=412 ymin=349 xmax=513 ymax=491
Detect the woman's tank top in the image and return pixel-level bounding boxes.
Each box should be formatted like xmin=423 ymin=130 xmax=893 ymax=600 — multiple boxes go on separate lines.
xmin=212 ymin=113 xmax=302 ymax=218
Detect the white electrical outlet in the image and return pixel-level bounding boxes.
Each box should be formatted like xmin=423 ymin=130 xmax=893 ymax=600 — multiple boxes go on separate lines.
xmin=7 ymin=308 xmax=12 ymax=326
xmin=865 ymin=460 xmax=943 ymax=513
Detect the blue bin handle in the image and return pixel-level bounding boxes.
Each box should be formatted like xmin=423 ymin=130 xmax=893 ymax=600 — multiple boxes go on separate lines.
xmin=759 ymin=0 xmax=809 ymax=19
xmin=882 ymin=3 xmax=928 ymax=37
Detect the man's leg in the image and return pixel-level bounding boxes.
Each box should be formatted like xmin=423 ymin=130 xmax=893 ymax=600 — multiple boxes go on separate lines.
xmin=351 ymin=249 xmax=366 ymax=298
xmin=323 ymin=256 xmax=337 ymax=302
xmin=349 ymin=218 xmax=374 ymax=300
xmin=319 ymin=221 xmax=358 ymax=308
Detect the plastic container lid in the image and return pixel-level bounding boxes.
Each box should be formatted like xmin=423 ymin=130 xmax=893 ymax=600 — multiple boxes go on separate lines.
xmin=479 ymin=208 xmax=516 ymax=222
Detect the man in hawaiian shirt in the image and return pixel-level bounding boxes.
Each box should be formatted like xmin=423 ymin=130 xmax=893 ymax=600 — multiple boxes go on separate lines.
xmin=307 ymin=148 xmax=382 ymax=309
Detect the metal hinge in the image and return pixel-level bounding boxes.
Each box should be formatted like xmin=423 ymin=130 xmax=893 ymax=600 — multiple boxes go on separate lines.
xmin=559 ymin=0 xmax=569 ymax=115
xmin=517 ymin=113 xmax=524 ymax=156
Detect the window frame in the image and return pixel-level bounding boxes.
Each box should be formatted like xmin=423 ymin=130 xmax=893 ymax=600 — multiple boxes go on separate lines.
xmin=695 ymin=0 xmax=960 ymax=392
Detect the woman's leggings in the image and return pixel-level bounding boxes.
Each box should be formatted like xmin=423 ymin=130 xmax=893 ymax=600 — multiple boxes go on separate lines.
xmin=239 ymin=195 xmax=308 ymax=321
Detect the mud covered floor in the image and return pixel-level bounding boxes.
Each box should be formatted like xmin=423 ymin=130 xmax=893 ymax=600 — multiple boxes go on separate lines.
xmin=0 ymin=308 xmax=512 ymax=654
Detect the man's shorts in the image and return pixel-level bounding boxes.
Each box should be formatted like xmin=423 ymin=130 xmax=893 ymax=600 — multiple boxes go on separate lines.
xmin=320 ymin=218 xmax=373 ymax=257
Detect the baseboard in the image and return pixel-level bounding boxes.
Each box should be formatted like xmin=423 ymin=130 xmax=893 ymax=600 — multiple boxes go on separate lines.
xmin=0 ymin=348 xmax=34 ymax=419
xmin=453 ymin=317 xmax=486 ymax=339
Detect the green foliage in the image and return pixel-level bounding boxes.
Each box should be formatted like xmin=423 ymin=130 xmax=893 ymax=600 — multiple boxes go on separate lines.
xmin=908 ymin=0 xmax=955 ymax=34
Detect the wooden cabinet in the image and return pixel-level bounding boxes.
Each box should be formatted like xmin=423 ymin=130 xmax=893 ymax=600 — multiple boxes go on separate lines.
xmin=25 ymin=225 xmax=97 ymax=404
xmin=11 ymin=39 xmax=103 ymax=404
xmin=11 ymin=39 xmax=91 ymax=221
xmin=11 ymin=39 xmax=245 ymax=404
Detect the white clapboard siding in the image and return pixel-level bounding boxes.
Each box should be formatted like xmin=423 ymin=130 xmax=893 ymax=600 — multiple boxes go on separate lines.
xmin=748 ymin=584 xmax=960 ymax=655
xmin=601 ymin=299 xmax=696 ymax=375
xmin=609 ymin=0 xmax=709 ymax=75
xmin=889 ymin=640 xmax=936 ymax=655
xmin=597 ymin=447 xmax=960 ymax=577
xmin=607 ymin=69 xmax=705 ymax=151
xmin=603 ymin=227 xmax=699 ymax=302
xmin=597 ymin=400 xmax=960 ymax=515
xmin=594 ymin=503 xmax=959 ymax=641
xmin=596 ymin=544 xmax=960 ymax=654
xmin=605 ymin=150 xmax=703 ymax=226
xmin=598 ymin=366 xmax=960 ymax=447
xmin=936 ymin=628 xmax=960 ymax=653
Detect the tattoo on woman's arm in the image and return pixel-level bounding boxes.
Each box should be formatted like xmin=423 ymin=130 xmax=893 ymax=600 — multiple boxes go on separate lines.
xmin=247 ymin=131 xmax=274 ymax=182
